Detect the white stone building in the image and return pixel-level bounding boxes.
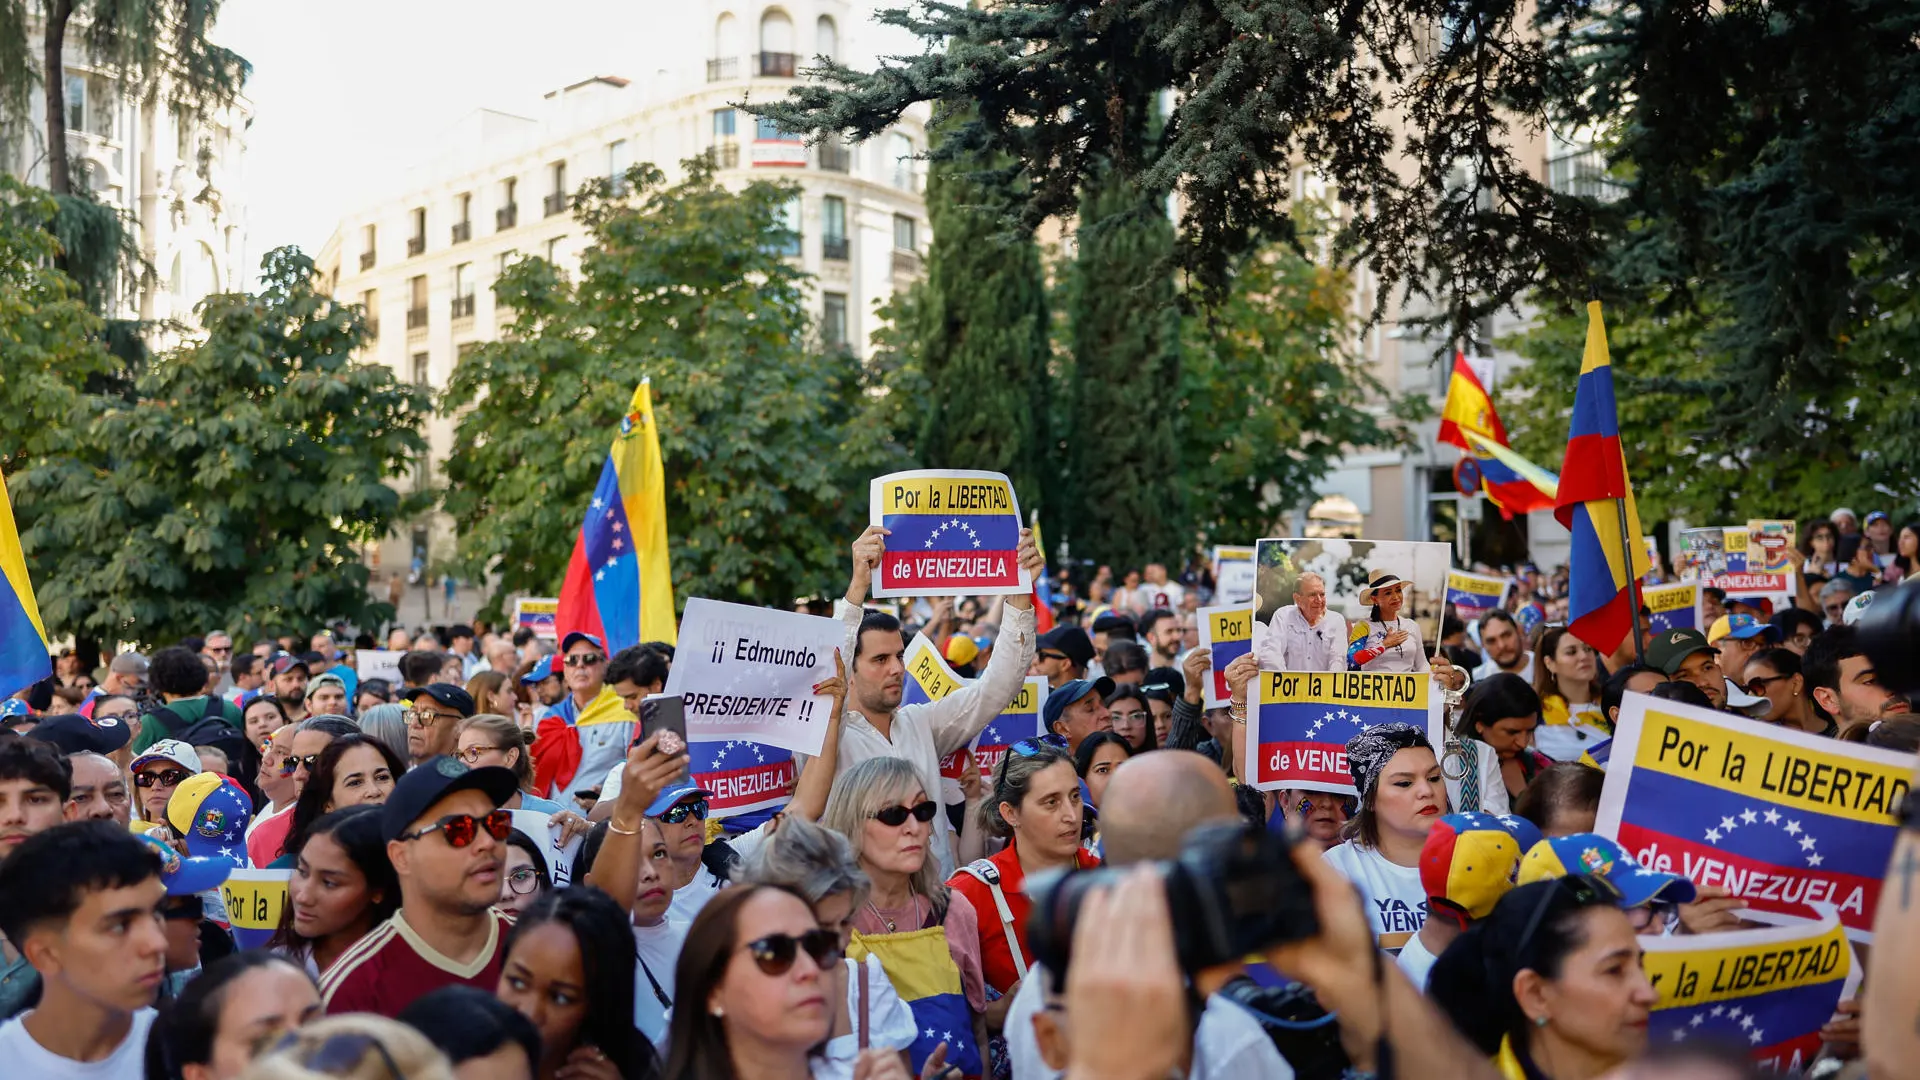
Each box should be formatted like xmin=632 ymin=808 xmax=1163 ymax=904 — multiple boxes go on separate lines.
xmin=312 ymin=0 xmax=930 ymax=598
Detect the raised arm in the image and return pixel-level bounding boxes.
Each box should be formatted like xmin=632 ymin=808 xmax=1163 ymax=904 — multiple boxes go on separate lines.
xmin=584 ymin=733 xmax=688 ymax=911
xmin=1166 ymin=647 xmax=1212 ymax=751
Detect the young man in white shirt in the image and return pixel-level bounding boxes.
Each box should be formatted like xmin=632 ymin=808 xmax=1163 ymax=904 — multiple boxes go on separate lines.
xmin=0 ymin=821 xmax=170 ymax=1079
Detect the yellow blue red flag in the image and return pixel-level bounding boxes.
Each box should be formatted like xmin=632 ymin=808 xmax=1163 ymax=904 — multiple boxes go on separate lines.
xmin=0 ymin=477 xmax=51 ymax=698
xmin=1438 ymin=353 xmax=1557 ymax=518
xmin=1555 ymin=303 xmax=1651 ymax=655
xmin=556 ymin=379 xmax=676 ymax=652
xmin=849 ymin=927 xmax=984 ymax=1077
xmin=1250 ymin=671 xmax=1442 ymax=795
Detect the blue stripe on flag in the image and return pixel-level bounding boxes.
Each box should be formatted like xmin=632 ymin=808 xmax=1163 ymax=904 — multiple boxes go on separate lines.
xmin=880 ymin=513 xmax=1022 ymax=553
xmin=1619 ymin=767 xmax=1889 ymax=881
xmin=902 ymin=991 xmax=983 ymax=1076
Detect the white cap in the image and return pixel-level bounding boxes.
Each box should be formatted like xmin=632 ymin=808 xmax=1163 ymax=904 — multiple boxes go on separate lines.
xmin=132 ymin=739 xmax=203 ymax=774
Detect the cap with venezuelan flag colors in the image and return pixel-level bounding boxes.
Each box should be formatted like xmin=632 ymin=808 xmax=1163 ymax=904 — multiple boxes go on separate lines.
xmin=1519 ymin=833 xmax=1697 ymax=909
xmin=1419 ymin=812 xmax=1544 ymax=928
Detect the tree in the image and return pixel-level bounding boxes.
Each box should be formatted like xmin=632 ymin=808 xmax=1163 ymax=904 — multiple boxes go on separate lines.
xmin=441 ymin=160 xmax=915 ymax=618
xmin=900 ymin=147 xmax=1051 ymax=507
xmin=8 ymin=247 xmax=430 ymax=646
xmin=1059 ymin=172 xmax=1186 ymax=570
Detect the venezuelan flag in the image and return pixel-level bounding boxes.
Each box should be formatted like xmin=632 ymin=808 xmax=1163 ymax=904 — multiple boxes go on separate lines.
xmin=1639 ymin=914 xmax=1853 ymax=1071
xmin=1029 ymin=511 xmax=1055 ymax=633
xmin=556 ymin=380 xmax=676 ymax=652
xmin=971 ymin=677 xmax=1047 ymax=778
xmin=1554 ymin=303 xmax=1650 ymax=656
xmin=849 ymin=927 xmax=984 ymax=1077
xmin=0 ymin=477 xmax=52 ymax=698
xmin=1439 ymin=354 xmax=1558 ymax=518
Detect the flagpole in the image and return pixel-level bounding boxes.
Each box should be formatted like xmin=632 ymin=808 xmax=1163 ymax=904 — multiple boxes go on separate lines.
xmin=1615 ymin=497 xmax=1645 ymax=665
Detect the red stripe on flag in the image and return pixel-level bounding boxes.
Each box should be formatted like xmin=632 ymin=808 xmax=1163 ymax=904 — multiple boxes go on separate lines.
xmin=555 ymin=528 xmax=607 ymax=648
xmin=1255 ymin=741 xmax=1360 ymax=788
xmin=1616 ymin=823 xmax=1882 ymax=934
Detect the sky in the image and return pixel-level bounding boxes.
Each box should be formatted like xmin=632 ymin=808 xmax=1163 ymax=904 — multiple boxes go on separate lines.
xmin=218 ymin=0 xmax=709 ymax=257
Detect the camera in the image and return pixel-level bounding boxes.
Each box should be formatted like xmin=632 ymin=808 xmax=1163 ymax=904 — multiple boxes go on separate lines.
xmin=1858 ymin=586 xmax=1920 ymax=699
xmin=1026 ymin=820 xmax=1319 ymax=981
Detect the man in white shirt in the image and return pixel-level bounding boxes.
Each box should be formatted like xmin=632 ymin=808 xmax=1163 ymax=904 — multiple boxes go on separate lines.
xmin=1469 ymin=610 xmax=1533 ymax=684
xmin=0 ymin=821 xmax=168 ymax=1080
xmin=1133 ymin=563 xmax=1186 ymax=613
xmin=832 ymin=524 xmax=1043 ymax=877
xmin=1253 ymin=573 xmax=1348 ymax=673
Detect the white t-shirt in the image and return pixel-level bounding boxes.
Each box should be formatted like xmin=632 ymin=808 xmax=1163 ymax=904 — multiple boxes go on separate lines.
xmin=1395 ymin=930 xmax=1440 ymax=991
xmin=1470 ymin=652 xmax=1535 ymax=686
xmin=1006 ymin=964 xmax=1294 ymax=1080
xmin=665 ymin=823 xmax=769 ymax=926
xmin=1135 ymin=581 xmax=1186 ymax=614
xmin=1006 ymin=964 xmax=1054 ymax=1080
xmin=1322 ymin=841 xmax=1427 ymax=953
xmin=633 ymin=915 xmax=689 ymax=1046
xmin=815 ymin=954 xmax=919 ymax=1080
xmin=0 ymin=1008 xmax=155 ymax=1080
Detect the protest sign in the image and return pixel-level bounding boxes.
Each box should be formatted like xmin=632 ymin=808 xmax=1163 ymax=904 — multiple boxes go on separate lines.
xmin=1443 ymin=569 xmax=1513 ymax=620
xmin=1249 ymin=670 xmax=1443 ymax=794
xmin=1196 ymin=604 xmax=1254 ymax=708
xmin=1211 ymin=545 xmax=1257 ymax=605
xmin=1645 ymin=582 xmax=1698 ymax=634
xmin=868 ymin=470 xmax=1030 ymax=598
xmin=354 ymin=649 xmax=403 ymax=686
xmin=1747 ymin=520 xmax=1797 ymax=575
xmin=972 ymin=677 xmax=1049 ymax=778
xmin=221 ymin=868 xmax=291 ymax=949
xmin=513 ymin=596 xmax=559 ymax=641
xmin=1254 ymin=537 xmax=1452 ymax=673
xmin=665 ymin=598 xmax=841 ymax=758
xmin=1596 ymin=692 xmax=1910 ymax=941
xmin=902 ymin=633 xmax=976 ymax=784
xmin=1699 ymin=569 xmax=1795 ymax=624
xmin=509 ymin=809 xmax=586 ymax=888
xmin=694 ymin=739 xmax=796 ymax=819
xmin=1641 ymin=912 xmax=1858 ymax=1071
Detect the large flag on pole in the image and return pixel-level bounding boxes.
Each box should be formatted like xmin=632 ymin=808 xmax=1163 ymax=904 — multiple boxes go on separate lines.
xmin=1554 ymin=303 xmax=1650 ymax=656
xmin=1029 ymin=511 xmax=1054 ymax=634
xmin=556 ymin=379 xmax=677 ymax=651
xmin=0 ymin=477 xmax=52 ymax=698
xmin=1436 ymin=352 xmax=1556 ymax=517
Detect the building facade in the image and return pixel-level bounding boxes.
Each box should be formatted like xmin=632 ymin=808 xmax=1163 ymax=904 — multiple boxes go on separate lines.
xmin=313 ymin=0 xmax=930 ymax=595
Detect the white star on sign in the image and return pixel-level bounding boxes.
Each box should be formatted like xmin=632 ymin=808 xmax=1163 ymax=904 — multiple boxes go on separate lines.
xmin=924 ymin=1028 xmax=934 ymax=1039
xmin=1785 ymin=820 xmax=1802 ymax=835
xmin=1764 ymin=808 xmax=1781 ymax=825
xmin=1690 ymin=1014 xmax=1705 ymax=1028
xmin=1808 ymin=853 xmax=1824 ymax=867
xmin=925 ymin=538 xmax=935 ymax=549
xmin=942 ymin=1031 xmax=953 ymax=1043
xmin=1671 ymin=1030 xmax=1686 ymax=1042
xmin=1739 ymin=1015 xmax=1754 ymax=1031
xmin=1705 ymin=828 xmax=1722 ymax=843
xmin=1336 ymin=710 xmax=1349 ymax=720
xmin=1749 ymin=1030 xmax=1763 ymax=1045
xmin=1720 ymin=815 xmax=1737 ymax=832
xmin=1711 ymin=1005 xmax=1725 ymax=1017
xmin=1800 ymin=835 xmax=1817 ymax=851
xmin=1350 ymin=711 xmax=1366 ymax=725
xmin=1726 ymin=1007 xmax=1742 ymax=1021
xmin=1741 ymin=808 xmax=1758 ymax=825
xmin=973 ymin=538 xmax=982 ymax=548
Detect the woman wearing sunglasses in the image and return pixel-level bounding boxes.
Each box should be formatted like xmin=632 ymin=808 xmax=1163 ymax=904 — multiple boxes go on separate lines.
xmin=1429 ymin=875 xmax=1658 ymax=1079
xmin=250 ymin=716 xmax=361 ymax=867
xmin=1740 ymin=648 xmax=1829 ymax=735
xmin=662 ymin=884 xmax=911 ymax=1080
xmin=275 ymin=805 xmax=402 ymax=979
xmin=495 ymin=886 xmax=656 ymax=1080
xmin=498 ymin=828 xmax=552 ymax=920
xmin=274 ymin=735 xmax=408 ymax=869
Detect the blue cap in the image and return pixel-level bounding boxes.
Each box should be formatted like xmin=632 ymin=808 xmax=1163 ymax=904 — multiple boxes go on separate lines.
xmin=646 ymin=780 xmax=714 ymax=818
xmin=560 ymin=631 xmax=606 ymax=655
xmin=1519 ymin=834 xmax=1698 ymax=908
xmin=520 ymin=654 xmax=564 ymax=685
xmin=1040 ymin=677 xmax=1114 ymax=735
xmin=134 ymin=833 xmax=236 ymax=897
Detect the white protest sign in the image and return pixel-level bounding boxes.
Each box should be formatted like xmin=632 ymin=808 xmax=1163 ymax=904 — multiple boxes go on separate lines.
xmin=664 ymin=598 xmax=843 ymax=757
xmin=354 ymin=649 xmax=404 ymax=685
xmin=508 ymin=809 xmax=585 ymax=888
xmin=1211 ymin=546 xmax=1256 ymax=605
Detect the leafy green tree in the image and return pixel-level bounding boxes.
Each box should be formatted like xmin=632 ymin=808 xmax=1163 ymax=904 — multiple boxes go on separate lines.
xmin=1060 ymin=172 xmax=1185 ymax=570
xmin=900 ymin=148 xmax=1051 ymax=508
xmin=441 ymin=160 xmax=914 ymax=617
xmin=8 ymin=247 xmax=429 ymax=645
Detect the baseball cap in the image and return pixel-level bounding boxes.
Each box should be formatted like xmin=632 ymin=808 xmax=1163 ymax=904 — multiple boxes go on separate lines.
xmin=308 ymin=671 xmax=348 ymax=694
xmin=1519 ymin=834 xmax=1697 ymax=908
xmin=944 ymin=635 xmax=979 ymax=667
xmin=1090 ymin=612 xmax=1136 ymax=637
xmin=133 ymin=739 xmax=204 ymax=775
xmin=109 ymin=652 xmax=150 ymax=676
xmin=381 ymin=755 xmax=519 ymax=842
xmin=1645 ymin=628 xmax=1715 ymax=676
xmin=1831 ymin=507 xmax=1858 ymax=524
xmin=270 ymin=653 xmax=310 ymax=676
xmin=1037 ymin=626 xmax=1096 ymax=669
xmin=1727 ymin=596 xmax=1775 ymax=619
xmin=519 ymin=654 xmax=564 ymax=685
xmin=1706 ymin=614 xmax=1782 ymax=646
xmin=560 ymin=631 xmax=606 ymax=655
xmin=134 ymin=833 xmax=236 ymax=897
xmin=1844 ymin=590 xmax=1877 ymax=627
xmin=646 ymin=779 xmax=715 ymax=818
xmin=1866 ymin=510 xmax=1890 ymax=526
xmin=1419 ymin=812 xmax=1545 ymax=927
xmin=1041 ymin=677 xmax=1114 ymax=734
xmin=26 ymin=712 xmax=132 ymax=755
xmin=166 ymin=773 xmax=253 ymax=859
xmin=401 ymin=683 xmax=477 ymax=717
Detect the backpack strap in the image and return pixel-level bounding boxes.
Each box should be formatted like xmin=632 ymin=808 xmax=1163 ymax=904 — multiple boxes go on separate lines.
xmin=954 ymin=859 xmax=1028 ymax=982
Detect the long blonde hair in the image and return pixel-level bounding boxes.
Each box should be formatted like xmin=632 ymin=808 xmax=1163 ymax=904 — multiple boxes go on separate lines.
xmin=820 ymin=757 xmax=948 ymax=913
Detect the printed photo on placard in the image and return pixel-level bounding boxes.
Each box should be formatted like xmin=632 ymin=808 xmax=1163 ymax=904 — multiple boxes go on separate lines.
xmin=1252 ymin=538 xmax=1452 ymax=674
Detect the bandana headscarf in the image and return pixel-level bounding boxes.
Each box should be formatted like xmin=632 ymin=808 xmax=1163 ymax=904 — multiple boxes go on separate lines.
xmin=1345 ymin=723 xmax=1432 ymax=801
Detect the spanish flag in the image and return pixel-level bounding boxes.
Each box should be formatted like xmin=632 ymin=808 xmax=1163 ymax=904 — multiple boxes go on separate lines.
xmin=0 ymin=476 xmax=51 ymax=698
xmin=556 ymin=379 xmax=676 ymax=651
xmin=1555 ymin=303 xmax=1650 ymax=656
xmin=1437 ymin=353 xmax=1556 ymax=517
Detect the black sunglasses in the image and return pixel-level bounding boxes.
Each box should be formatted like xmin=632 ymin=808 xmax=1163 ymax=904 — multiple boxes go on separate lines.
xmin=870 ymin=800 xmax=939 ymax=827
xmin=398 ymin=809 xmax=513 ymax=848
xmin=659 ymin=798 xmax=710 ymax=825
xmin=134 ymin=769 xmax=191 ymax=788
xmin=1011 ymin=734 xmax=1069 ymax=757
xmin=743 ymin=928 xmax=843 ymax=976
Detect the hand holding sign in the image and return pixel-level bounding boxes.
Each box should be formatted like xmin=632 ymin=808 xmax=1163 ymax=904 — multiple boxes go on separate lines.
xmin=847 ymin=525 xmax=891 ymax=605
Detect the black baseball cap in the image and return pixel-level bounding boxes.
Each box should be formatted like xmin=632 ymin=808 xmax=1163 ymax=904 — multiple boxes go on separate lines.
xmin=1090 ymin=613 xmax=1136 ymax=638
xmin=1037 ymin=626 xmax=1095 ymax=669
xmin=381 ymin=755 xmax=519 ymax=842
xmin=27 ymin=713 xmax=133 ymax=756
xmin=401 ymin=683 xmax=476 ymax=718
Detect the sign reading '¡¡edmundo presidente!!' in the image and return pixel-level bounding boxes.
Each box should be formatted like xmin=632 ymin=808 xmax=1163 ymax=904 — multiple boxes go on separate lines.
xmin=869 ymin=470 xmax=1032 ymax=598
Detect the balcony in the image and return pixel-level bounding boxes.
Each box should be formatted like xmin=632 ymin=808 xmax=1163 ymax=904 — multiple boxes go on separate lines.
xmin=822 ymin=236 xmax=849 ymax=261
xmin=450 ymin=295 xmax=475 ymax=319
xmin=1547 ymin=147 xmax=1618 ymax=202
xmin=496 ymin=204 xmax=518 ymax=230
xmin=756 ymin=52 xmax=797 ymax=77
xmin=704 ymin=143 xmax=741 ymax=170
xmin=451 ymin=220 xmax=471 ymax=244
xmin=359 ymin=251 xmax=375 ymax=272
xmin=543 ymin=192 xmax=568 ymax=217
xmin=707 ymin=57 xmax=739 ymax=81
xmin=407 ymin=235 xmax=426 ymax=257
xmin=891 ymin=249 xmax=921 ymax=276
xmin=406 ymin=306 xmax=428 ymax=330
xmin=817 ymin=138 xmax=851 ymax=173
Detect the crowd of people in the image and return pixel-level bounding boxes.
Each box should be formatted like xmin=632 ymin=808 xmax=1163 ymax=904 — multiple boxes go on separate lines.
xmin=1 ymin=507 xmax=1916 ymax=1080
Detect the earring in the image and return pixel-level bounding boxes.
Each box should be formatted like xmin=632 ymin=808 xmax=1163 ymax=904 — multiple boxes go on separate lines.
xmin=1533 ymin=1015 xmax=1549 ymax=1028
xmin=711 ymin=1006 xmax=725 ymax=1018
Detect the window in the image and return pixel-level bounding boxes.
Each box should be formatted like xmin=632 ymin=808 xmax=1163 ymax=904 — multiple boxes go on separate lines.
xmin=550 ymin=160 xmax=567 ymax=194
xmin=175 ymin=108 xmax=191 ymax=159
xmin=711 ymin=13 xmax=742 ymax=80
xmin=452 ymin=193 xmax=472 ymax=243
xmin=756 ymin=117 xmax=797 ymax=142
xmin=498 ymin=177 xmax=518 ymax=230
xmin=760 ymin=9 xmax=793 ymax=52
xmin=608 ymin=139 xmax=629 ymax=190
xmin=498 ymin=249 xmax=518 ymax=276
xmin=361 ymin=224 xmax=377 ymax=270
xmin=816 ymin=16 xmax=838 ymax=61
xmin=408 ymin=207 xmax=426 ymax=256
xmin=411 ymin=352 xmax=429 ymax=386
xmin=712 ymin=109 xmax=737 ymax=138
xmin=772 ymin=197 xmax=801 ymax=256
xmin=893 ymin=214 xmax=916 ymax=250
xmin=822 ymin=196 xmax=848 ymax=260
xmin=889 ymin=133 xmax=915 ymax=190
xmin=451 ymin=263 xmax=475 ymax=318
xmin=65 ymin=74 xmax=85 ymax=135
xmin=503 ymin=176 xmax=517 ymax=203
xmin=822 ymin=292 xmax=848 ymax=349
xmin=361 ymin=289 xmax=379 ymax=338
xmin=408 ymin=275 xmax=428 ymax=330
xmin=546 ymin=236 xmax=565 ymax=263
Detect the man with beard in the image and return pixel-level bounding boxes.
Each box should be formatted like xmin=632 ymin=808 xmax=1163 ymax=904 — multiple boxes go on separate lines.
xmin=1805 ymin=625 xmax=1913 ymax=734
xmin=1254 ymin=572 xmax=1348 ymax=672
xmin=268 ymin=654 xmax=311 ymax=724
xmin=1471 ymin=610 xmax=1533 ymax=684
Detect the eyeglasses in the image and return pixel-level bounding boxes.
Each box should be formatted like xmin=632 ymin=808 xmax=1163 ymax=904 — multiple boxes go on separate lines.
xmin=1011 ymin=734 xmax=1069 ymax=757
xmin=457 ymin=745 xmax=501 ymax=765
xmin=506 ymin=867 xmax=543 ymax=895
xmin=1626 ymin=901 xmax=1677 ymax=933
xmin=564 ymin=653 xmax=606 ymax=667
xmin=659 ymin=798 xmax=710 ymax=825
xmin=1743 ymin=674 xmax=1793 ymax=696
xmin=281 ymin=754 xmax=322 ymax=777
xmin=1516 ymin=873 xmax=1622 ymax=958
xmin=134 ymin=769 xmax=191 ymax=788
xmin=870 ymin=800 xmax=939 ymax=827
xmin=272 ymin=1032 xmax=403 ymax=1080
xmin=1037 ymin=651 xmax=1069 ymax=663
xmin=742 ymin=928 xmax=843 ymax=976
xmin=405 ymin=707 xmax=454 ymax=728
xmin=1109 ymin=707 xmax=1150 ymax=724
xmin=398 ymin=809 xmax=513 ymax=848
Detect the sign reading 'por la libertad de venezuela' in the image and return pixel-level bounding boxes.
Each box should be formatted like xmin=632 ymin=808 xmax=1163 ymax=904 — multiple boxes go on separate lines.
xmin=869 ymin=470 xmax=1030 ymax=598
xmin=1597 ymin=692 xmax=1911 ymax=942
xmin=1250 ymin=670 xmax=1444 ymax=795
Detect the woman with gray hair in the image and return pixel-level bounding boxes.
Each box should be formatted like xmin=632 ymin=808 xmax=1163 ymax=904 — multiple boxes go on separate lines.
xmin=822 ymin=757 xmax=987 ymax=1078
xmin=736 ymin=815 xmax=923 ymax=1079
xmin=353 ymin=703 xmax=409 ymax=766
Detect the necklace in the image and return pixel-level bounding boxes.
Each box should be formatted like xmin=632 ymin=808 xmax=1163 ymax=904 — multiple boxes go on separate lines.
xmin=866 ymin=891 xmax=917 ymax=934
